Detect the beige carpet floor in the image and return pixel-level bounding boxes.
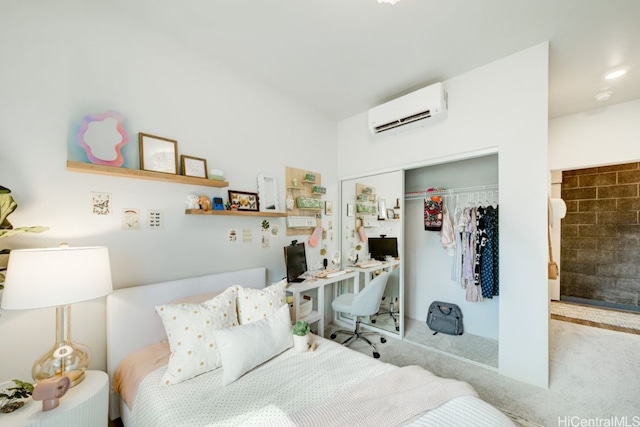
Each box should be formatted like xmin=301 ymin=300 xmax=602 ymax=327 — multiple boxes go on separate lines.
xmin=329 ymin=317 xmax=640 ymax=427
xmin=550 ymin=300 xmax=640 ymax=334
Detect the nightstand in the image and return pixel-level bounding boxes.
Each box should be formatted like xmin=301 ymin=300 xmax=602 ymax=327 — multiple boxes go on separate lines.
xmin=0 ymin=370 xmax=108 ymax=427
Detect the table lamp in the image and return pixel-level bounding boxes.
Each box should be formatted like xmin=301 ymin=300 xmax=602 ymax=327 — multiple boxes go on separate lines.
xmin=0 ymin=245 xmax=113 ymax=387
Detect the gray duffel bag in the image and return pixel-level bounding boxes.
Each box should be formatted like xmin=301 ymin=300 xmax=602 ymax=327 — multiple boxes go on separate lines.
xmin=426 ymin=301 xmax=464 ymax=335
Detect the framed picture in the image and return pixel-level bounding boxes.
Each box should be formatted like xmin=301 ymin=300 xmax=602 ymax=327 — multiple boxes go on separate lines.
xmin=139 ymin=133 xmax=178 ymax=174
xmin=387 ymin=208 xmax=395 ymax=219
xmin=346 ymin=203 xmax=354 ymax=217
xmin=181 ymin=155 xmax=208 ymax=178
xmin=325 ymin=201 xmax=333 ymax=216
xmin=228 ymin=190 xmax=259 ymax=211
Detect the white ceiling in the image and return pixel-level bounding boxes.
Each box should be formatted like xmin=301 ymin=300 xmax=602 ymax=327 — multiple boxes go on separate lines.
xmin=113 ymin=0 xmax=640 ymax=121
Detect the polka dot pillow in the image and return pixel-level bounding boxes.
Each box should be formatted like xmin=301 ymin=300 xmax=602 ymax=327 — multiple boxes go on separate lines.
xmin=236 ymin=279 xmax=287 ymax=325
xmin=155 ymin=285 xmax=239 ymax=385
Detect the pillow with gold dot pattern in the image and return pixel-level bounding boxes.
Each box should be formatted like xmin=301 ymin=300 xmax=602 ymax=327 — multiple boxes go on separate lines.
xmin=236 ymin=279 xmax=287 ymax=325
xmin=155 ymin=285 xmax=239 ymax=385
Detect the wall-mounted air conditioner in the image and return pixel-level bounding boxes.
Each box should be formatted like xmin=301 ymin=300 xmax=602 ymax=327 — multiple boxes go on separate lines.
xmin=368 ymin=82 xmax=448 ymax=135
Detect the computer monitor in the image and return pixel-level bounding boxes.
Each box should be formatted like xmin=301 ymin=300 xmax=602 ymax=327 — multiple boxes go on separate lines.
xmin=368 ymin=237 xmax=399 ymax=261
xmin=284 ymin=241 xmax=308 ymax=283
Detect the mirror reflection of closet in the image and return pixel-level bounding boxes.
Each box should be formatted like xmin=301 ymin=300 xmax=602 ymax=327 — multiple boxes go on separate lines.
xmin=340 ymin=170 xmax=403 ymax=337
xmin=403 ymin=154 xmax=499 ymax=368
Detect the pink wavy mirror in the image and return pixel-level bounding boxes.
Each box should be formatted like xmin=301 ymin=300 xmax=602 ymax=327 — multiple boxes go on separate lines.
xmin=75 ymin=111 xmax=129 ymax=167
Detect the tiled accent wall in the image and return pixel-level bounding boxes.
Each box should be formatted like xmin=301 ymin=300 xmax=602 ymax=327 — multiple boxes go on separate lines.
xmin=561 ymin=162 xmax=640 ymax=308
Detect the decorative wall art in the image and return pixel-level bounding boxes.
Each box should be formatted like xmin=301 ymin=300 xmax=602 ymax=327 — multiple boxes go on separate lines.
xmin=121 ymin=209 xmax=140 ymax=230
xmin=325 ymin=201 xmax=333 ymax=216
xmin=139 ymin=133 xmax=178 ymax=174
xmin=91 ymin=192 xmax=111 ymax=216
xmin=180 ymin=155 xmax=208 ymax=178
xmin=347 ymin=204 xmax=354 ymax=217
xmin=75 ymin=111 xmax=130 ymax=167
xmin=228 ymin=190 xmax=259 ymax=211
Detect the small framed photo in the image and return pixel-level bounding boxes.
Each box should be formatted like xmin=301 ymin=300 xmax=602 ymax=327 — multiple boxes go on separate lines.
xmin=228 ymin=190 xmax=259 ymax=212
xmin=346 ymin=203 xmax=354 ymax=217
xmin=139 ymin=133 xmax=178 ymax=174
xmin=387 ymin=208 xmax=395 ymax=219
xmin=325 ymin=201 xmax=333 ymax=216
xmin=181 ymin=155 xmax=208 ymax=178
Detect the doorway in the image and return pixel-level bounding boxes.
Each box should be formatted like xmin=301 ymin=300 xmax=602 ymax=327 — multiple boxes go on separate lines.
xmin=558 ymin=161 xmax=640 ymax=313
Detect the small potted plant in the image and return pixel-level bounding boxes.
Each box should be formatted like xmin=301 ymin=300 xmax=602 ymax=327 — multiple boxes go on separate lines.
xmin=292 ymin=320 xmax=310 ymax=352
xmin=0 ymin=379 xmax=34 ymax=413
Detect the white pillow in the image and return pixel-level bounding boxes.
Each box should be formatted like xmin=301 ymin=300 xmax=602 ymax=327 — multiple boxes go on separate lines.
xmin=214 ymin=303 xmax=293 ymax=386
xmin=155 ymin=285 xmax=239 ymax=385
xmin=236 ymin=279 xmax=287 ymax=324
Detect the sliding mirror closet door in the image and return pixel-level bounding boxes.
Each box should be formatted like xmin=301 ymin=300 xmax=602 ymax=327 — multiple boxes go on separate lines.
xmin=340 ymin=170 xmax=403 ymax=336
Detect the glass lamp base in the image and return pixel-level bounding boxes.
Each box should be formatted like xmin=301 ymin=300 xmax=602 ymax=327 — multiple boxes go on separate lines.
xmin=32 ymin=305 xmax=91 ymax=387
xmin=32 ymin=342 xmax=89 ymax=387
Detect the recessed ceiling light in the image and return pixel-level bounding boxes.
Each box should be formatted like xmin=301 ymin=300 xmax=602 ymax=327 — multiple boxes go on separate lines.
xmin=604 ymin=69 xmax=627 ymax=80
xmin=594 ymin=88 xmax=613 ymax=102
xmin=377 ymin=0 xmax=401 ymax=4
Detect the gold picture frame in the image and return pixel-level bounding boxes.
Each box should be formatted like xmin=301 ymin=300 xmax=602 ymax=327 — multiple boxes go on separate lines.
xmin=139 ymin=133 xmax=178 ymax=174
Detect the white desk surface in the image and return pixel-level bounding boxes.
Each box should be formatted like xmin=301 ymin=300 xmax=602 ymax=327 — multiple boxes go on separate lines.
xmin=349 ymin=259 xmax=400 ymax=273
xmin=287 ymin=270 xmax=359 ymax=292
xmin=287 ymin=270 xmax=359 ymax=336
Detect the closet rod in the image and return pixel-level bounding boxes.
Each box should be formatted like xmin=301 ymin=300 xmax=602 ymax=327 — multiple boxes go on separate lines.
xmin=404 ymin=184 xmax=499 ymax=200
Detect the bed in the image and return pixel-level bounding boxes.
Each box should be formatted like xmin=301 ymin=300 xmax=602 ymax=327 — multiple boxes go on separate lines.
xmin=106 ymin=267 xmax=515 ymax=426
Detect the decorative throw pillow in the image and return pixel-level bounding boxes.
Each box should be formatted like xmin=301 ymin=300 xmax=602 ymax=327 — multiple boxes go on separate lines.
xmin=155 ymin=285 xmax=239 ymax=385
xmin=214 ymin=303 xmax=293 ymax=385
xmin=236 ymin=279 xmax=287 ymax=324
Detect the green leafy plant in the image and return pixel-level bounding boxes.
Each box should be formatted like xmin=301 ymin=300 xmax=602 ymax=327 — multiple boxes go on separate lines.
xmin=0 ymin=186 xmax=48 ymax=239
xmin=292 ymin=320 xmax=310 ymax=336
xmin=0 ymin=379 xmax=34 ymax=413
xmin=0 ymin=186 xmax=48 ymax=289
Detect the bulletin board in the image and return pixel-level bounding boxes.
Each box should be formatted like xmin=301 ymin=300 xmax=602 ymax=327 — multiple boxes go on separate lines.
xmin=285 ymin=166 xmax=324 ymax=236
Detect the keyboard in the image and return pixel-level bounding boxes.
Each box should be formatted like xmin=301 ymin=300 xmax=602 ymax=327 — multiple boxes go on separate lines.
xmin=286 ymin=216 xmax=317 ymax=228
xmin=358 ymin=260 xmax=383 ymax=268
xmin=313 ymin=269 xmax=348 ymax=279
xmin=325 ymin=270 xmax=347 ymax=278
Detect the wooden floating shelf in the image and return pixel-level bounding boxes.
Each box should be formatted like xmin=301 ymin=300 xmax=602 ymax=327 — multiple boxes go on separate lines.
xmin=66 ymin=161 xmax=229 ymax=188
xmin=185 ymin=209 xmax=287 ymax=217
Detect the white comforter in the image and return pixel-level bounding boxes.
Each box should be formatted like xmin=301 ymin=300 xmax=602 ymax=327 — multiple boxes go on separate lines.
xmin=130 ymin=336 xmax=514 ymax=427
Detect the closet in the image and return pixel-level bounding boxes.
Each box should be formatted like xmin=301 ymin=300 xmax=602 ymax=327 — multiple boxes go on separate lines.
xmin=403 ymin=154 xmax=499 ymax=368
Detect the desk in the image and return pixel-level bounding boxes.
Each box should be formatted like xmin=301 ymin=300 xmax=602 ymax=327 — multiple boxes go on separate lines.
xmin=0 ymin=370 xmax=108 ymax=427
xmin=349 ymin=259 xmax=400 ymax=292
xmin=287 ymin=271 xmax=359 ymax=336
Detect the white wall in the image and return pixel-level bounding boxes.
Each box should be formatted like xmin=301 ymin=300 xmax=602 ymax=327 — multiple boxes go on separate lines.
xmin=338 ymin=43 xmax=550 ymax=388
xmin=0 ymin=1 xmax=338 ymax=381
xmin=549 ymin=99 xmax=640 ymax=171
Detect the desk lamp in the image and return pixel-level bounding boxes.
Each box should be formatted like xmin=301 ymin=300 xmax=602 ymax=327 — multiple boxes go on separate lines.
xmin=1 ymin=245 xmax=113 ymax=387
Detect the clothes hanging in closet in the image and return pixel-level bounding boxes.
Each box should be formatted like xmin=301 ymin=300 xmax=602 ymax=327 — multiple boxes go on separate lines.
xmin=473 ymin=205 xmax=499 ymax=299
xmin=450 ymin=201 xmax=465 ymax=287
xmin=448 ymin=199 xmax=500 ymax=301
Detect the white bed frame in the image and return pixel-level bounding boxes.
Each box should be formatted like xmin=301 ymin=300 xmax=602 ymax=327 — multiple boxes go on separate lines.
xmin=106 ymin=267 xmax=267 ymax=422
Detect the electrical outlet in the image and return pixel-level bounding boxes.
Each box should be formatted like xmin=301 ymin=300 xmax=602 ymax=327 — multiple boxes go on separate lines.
xmin=147 ymin=210 xmax=163 ymax=230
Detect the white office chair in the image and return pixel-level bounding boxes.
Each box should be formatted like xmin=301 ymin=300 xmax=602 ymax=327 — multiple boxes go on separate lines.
xmin=330 ymin=271 xmax=389 ymax=358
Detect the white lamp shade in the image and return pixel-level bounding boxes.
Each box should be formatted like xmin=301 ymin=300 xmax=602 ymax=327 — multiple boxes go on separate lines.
xmin=1 ymin=246 xmax=113 ymax=310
